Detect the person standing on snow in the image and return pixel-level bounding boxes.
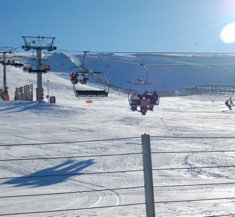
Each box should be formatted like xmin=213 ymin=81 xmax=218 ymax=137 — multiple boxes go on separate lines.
xmin=225 ymin=97 xmax=234 ymax=110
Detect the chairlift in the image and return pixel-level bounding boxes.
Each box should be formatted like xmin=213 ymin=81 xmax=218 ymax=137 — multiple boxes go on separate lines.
xmin=127 ymin=64 xmax=160 ymax=115
xmin=23 ymin=64 xmax=51 ymax=73
xmin=71 ymin=72 xmax=109 ymax=97
xmin=6 ymin=59 xmax=24 ymax=67
xmin=0 ymin=53 xmax=24 ymax=68
xmin=128 ymin=84 xmax=160 ymax=115
xmin=69 ymin=51 xmax=109 ymax=97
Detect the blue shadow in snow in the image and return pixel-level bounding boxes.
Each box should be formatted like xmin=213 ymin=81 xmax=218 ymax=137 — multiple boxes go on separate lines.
xmin=2 ymin=102 xmax=59 ymax=114
xmin=3 ymin=159 xmax=95 ymax=187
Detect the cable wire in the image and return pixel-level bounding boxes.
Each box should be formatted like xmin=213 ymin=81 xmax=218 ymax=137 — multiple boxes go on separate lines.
xmin=204 ymin=214 xmax=235 ymax=217
xmin=0 ymin=186 xmax=144 ymax=199
xmin=1 ymin=149 xmax=235 ymax=162
xmin=1 ymin=135 xmax=235 ymax=147
xmin=152 ymin=149 xmax=235 ymax=154
xmin=1 ymin=165 xmax=235 ymax=180
xmin=56 ymin=50 xmax=235 ymax=55
xmin=0 ymin=136 xmax=140 ymax=147
xmin=151 ymin=136 xmax=235 ymax=140
xmin=155 ymin=196 xmax=235 ymax=204
xmin=153 ymin=165 xmax=235 ymax=171
xmin=0 ymin=202 xmax=146 ymax=216
xmin=1 ymin=196 xmax=235 ymax=216
xmin=0 ymin=152 xmax=142 ymax=162
xmin=0 ymin=169 xmax=143 ymax=180
xmin=2 ymin=181 xmax=235 ymax=199
xmin=155 ymin=181 xmax=235 ymax=189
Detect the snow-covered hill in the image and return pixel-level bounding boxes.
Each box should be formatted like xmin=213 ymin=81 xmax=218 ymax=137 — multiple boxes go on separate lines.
xmin=7 ymin=52 xmax=235 ymax=93
xmin=0 ymin=53 xmax=235 ymax=216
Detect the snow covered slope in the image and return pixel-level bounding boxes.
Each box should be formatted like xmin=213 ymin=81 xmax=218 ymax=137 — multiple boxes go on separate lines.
xmin=7 ymin=52 xmax=235 ymax=93
xmin=48 ymin=52 xmax=235 ymax=91
xmin=0 ymin=56 xmax=235 ymax=216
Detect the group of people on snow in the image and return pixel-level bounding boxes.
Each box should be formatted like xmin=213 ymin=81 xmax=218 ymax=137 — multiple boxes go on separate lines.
xmin=130 ymin=91 xmax=159 ymax=115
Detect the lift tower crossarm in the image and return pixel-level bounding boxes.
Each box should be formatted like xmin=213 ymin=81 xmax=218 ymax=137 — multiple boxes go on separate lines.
xmin=22 ymin=36 xmax=56 ymax=51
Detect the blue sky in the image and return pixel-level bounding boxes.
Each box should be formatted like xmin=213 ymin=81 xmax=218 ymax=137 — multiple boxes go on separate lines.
xmin=1 ymin=0 xmax=235 ymax=52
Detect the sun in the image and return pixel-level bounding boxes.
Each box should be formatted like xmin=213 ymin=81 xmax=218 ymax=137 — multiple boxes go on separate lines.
xmin=220 ymin=22 xmax=235 ymax=44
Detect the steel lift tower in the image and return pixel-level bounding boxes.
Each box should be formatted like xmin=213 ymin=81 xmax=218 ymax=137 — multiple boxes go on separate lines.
xmin=22 ymin=36 xmax=56 ymax=101
xmin=0 ymin=47 xmax=13 ymax=97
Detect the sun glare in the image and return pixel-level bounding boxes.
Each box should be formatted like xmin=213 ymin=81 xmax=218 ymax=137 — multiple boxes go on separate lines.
xmin=220 ymin=22 xmax=235 ymax=43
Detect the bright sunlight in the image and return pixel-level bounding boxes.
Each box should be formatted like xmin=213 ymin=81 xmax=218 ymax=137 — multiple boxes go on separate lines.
xmin=220 ymin=22 xmax=235 ymax=43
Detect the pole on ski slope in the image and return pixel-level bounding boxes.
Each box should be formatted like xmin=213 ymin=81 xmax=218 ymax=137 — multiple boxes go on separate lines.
xmin=141 ymin=133 xmax=155 ymax=217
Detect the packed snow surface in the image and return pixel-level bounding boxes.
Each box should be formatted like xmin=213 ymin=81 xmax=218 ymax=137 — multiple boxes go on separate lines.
xmin=0 ymin=61 xmax=235 ymax=216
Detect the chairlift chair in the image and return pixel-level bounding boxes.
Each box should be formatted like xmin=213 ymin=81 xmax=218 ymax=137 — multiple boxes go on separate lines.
xmin=69 ymin=51 xmax=109 ymax=98
xmin=6 ymin=59 xmax=24 ymax=67
xmin=128 ymin=87 xmax=159 ymax=115
xmin=1 ymin=53 xmax=24 ymax=67
xmin=127 ymin=63 xmax=159 ymax=115
xmin=72 ymin=71 xmax=109 ymax=97
xmin=24 ymin=64 xmax=51 ymax=73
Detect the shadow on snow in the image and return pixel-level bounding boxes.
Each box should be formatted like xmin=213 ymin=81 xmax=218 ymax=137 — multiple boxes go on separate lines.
xmin=0 ymin=101 xmax=59 ymax=113
xmin=3 ymin=159 xmax=95 ymax=187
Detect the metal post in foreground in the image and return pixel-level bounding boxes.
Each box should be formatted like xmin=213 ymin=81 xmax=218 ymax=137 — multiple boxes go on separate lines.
xmin=141 ymin=133 xmax=155 ymax=217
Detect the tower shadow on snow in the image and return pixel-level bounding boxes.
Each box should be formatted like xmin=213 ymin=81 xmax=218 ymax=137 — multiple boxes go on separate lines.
xmin=3 ymin=159 xmax=95 ymax=187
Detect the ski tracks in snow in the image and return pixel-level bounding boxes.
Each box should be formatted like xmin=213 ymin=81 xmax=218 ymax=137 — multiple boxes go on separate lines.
xmin=53 ymin=179 xmax=121 ymax=217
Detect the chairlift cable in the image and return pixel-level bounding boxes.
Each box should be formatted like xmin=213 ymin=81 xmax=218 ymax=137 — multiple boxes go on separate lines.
xmin=56 ymin=49 xmax=235 ymax=55
xmin=145 ymin=63 xmax=235 ymax=66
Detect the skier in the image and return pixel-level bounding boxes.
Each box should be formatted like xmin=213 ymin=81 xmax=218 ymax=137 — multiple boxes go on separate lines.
xmin=225 ymin=97 xmax=234 ymax=110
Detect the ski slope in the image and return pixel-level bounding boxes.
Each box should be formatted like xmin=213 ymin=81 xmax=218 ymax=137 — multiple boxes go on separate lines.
xmin=0 ymin=64 xmax=235 ymax=217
